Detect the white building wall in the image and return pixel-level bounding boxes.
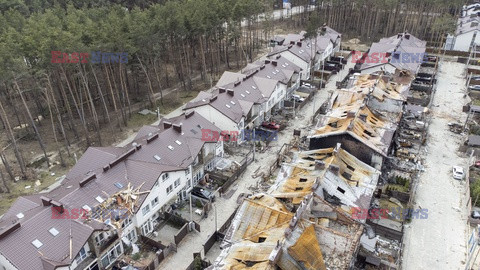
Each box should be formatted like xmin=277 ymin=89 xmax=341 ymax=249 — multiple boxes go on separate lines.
xmin=0 ymin=254 xmax=17 ymax=270
xmin=134 ymin=170 xmax=186 ymax=230
xmin=453 ymin=31 xmax=475 ymax=51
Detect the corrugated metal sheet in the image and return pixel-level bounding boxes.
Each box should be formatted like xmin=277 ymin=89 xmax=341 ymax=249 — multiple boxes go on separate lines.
xmin=288 ymin=225 xmax=326 ymax=270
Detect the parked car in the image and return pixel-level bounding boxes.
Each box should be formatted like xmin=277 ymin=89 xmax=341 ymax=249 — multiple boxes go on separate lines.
xmin=452 ymin=166 xmax=465 ymax=180
xmin=469 ymin=85 xmax=480 ymax=91
xmin=302 ymin=82 xmax=314 ymax=88
xmin=261 ymin=121 xmax=280 ymax=130
xmin=472 ymin=211 xmax=480 ymax=219
xmin=323 ymin=63 xmax=339 ymax=72
xmin=291 ymin=94 xmax=305 ymax=103
xmin=191 ymin=187 xmax=215 ymax=202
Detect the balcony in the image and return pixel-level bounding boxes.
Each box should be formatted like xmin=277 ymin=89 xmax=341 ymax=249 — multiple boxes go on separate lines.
xmin=75 ymin=254 xmax=97 ymax=270
xmin=96 ymin=232 xmax=119 ymax=254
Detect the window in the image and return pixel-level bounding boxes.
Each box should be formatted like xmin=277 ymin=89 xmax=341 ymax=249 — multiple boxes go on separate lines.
xmin=141 ymin=220 xmax=153 ymax=235
xmin=75 ymin=247 xmax=87 ymax=264
xmin=121 ymin=217 xmax=132 ymax=229
xmin=185 ymin=169 xmax=189 ymax=176
xmin=95 ymin=233 xmax=105 ymax=245
xmin=174 ymin=179 xmax=180 ymax=188
xmin=162 ymin=173 xmax=169 ymax=181
xmin=49 ymin=227 xmax=59 ymax=236
xmin=32 ymin=239 xmax=43 ymax=249
xmin=142 ymin=205 xmax=150 ymax=216
xmin=166 ymin=185 xmax=173 ymax=194
xmin=126 ymin=230 xmax=137 ymax=243
xmin=100 ymin=242 xmax=123 ymax=268
xmin=151 ymin=197 xmax=159 ymax=207
xmin=154 ymin=180 xmax=159 ymax=188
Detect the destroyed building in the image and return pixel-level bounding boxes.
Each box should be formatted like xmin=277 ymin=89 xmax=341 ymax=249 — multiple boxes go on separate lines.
xmin=209 ymin=193 xmax=363 ymax=270
xmin=0 ymin=111 xmax=224 ymax=270
xmin=269 ymin=144 xmax=380 ymax=220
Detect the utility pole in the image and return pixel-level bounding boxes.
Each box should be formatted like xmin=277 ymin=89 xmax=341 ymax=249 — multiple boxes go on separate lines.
xmin=252 ymin=128 xmax=256 ymax=162
xmin=215 ymin=205 xmax=218 ymax=232
xmin=189 ymin=172 xmax=193 ymax=222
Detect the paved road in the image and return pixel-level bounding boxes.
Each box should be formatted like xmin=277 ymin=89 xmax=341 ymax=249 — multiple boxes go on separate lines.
xmin=402 ymin=60 xmax=469 ymax=269
xmin=157 ymin=56 xmax=355 ymax=270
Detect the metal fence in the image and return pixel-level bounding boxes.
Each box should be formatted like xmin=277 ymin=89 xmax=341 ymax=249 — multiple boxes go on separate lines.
xmin=174 ymin=223 xmax=189 ymax=245
xmin=218 ymin=149 xmax=254 ymax=195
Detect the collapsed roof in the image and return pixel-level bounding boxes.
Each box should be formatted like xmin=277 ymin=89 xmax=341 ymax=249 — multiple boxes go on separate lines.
xmin=310 ymin=93 xmax=398 ymax=157
xmin=269 ymin=145 xmax=380 ymax=213
xmin=358 ymin=32 xmax=426 ymax=73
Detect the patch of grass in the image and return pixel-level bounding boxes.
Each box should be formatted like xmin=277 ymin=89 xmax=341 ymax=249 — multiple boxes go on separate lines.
xmin=0 ymin=164 xmax=70 ymax=215
xmin=386 ymin=184 xmax=409 ymax=193
xmin=473 ymin=99 xmax=480 ymax=106
xmin=127 ymin=113 xmax=158 ymax=127
xmin=156 ymin=91 xmax=198 ymax=115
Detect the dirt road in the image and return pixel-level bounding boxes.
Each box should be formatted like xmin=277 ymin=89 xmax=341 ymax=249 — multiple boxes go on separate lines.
xmin=402 ymin=60 xmax=469 ymax=269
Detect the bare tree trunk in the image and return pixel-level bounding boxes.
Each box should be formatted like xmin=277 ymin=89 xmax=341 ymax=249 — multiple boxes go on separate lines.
xmin=61 ymin=66 xmax=91 ymax=146
xmin=78 ymin=64 xmax=102 ymax=146
xmin=0 ymin=151 xmax=15 ymax=182
xmin=90 ymin=64 xmax=113 ymax=134
xmin=137 ymin=55 xmax=155 ymax=108
xmin=44 ymin=84 xmax=65 ymax=167
xmin=14 ymin=79 xmax=50 ymax=167
xmin=0 ymin=98 xmax=26 ymax=179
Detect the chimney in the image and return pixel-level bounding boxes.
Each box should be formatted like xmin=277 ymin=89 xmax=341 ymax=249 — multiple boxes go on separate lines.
xmin=234 ymin=80 xmax=241 ymax=86
xmin=290 ymin=41 xmax=295 ymax=45
xmin=79 ymin=174 xmax=96 ymax=187
xmin=347 ymin=111 xmax=356 ymax=118
xmin=315 ymin=160 xmax=326 ymax=170
xmin=173 ymin=123 xmax=182 ymax=133
xmin=219 ymin=87 xmax=226 ymax=93
xmin=265 ymin=60 xmax=271 ymax=64
xmin=185 ymin=110 xmax=194 ymax=118
xmin=322 ymin=26 xmax=327 ymax=32
xmin=163 ymin=121 xmax=172 ymax=129
xmin=0 ymin=222 xmax=21 ymax=240
xmin=210 ymin=96 xmax=217 ymax=102
xmin=328 ymin=165 xmax=340 ymax=175
xmin=405 ymin=34 xmax=410 ymax=40
xmin=296 ymin=41 xmax=302 ymax=47
xmin=275 ymin=54 xmax=281 ymax=59
xmin=260 ymin=64 xmax=265 ymax=70
xmin=40 ymin=196 xmax=51 ymax=206
xmin=397 ymin=34 xmax=402 ymax=38
xmin=51 ymin=201 xmax=64 ymax=214
xmin=227 ymin=89 xmax=234 ymax=96
xmin=147 ymin=133 xmax=159 ymax=143
xmin=272 ymin=61 xmax=278 ymax=66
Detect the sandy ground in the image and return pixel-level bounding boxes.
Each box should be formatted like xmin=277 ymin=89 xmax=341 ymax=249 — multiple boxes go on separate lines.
xmin=401 ymin=60 xmax=470 ymax=269
xmin=155 ymin=59 xmax=356 ymax=269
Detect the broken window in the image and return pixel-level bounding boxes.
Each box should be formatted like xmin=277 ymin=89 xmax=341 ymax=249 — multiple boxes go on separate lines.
xmin=364 ymin=130 xmax=374 ymax=137
xmin=345 ymin=163 xmax=355 ymax=171
xmin=258 ymin=237 xmax=266 ymax=243
xmin=337 ymin=187 xmax=345 ymax=194
xmin=341 ymin=172 xmax=352 ymax=180
xmin=328 ymin=121 xmax=338 ymax=128
xmin=295 ymin=187 xmax=303 ymax=191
